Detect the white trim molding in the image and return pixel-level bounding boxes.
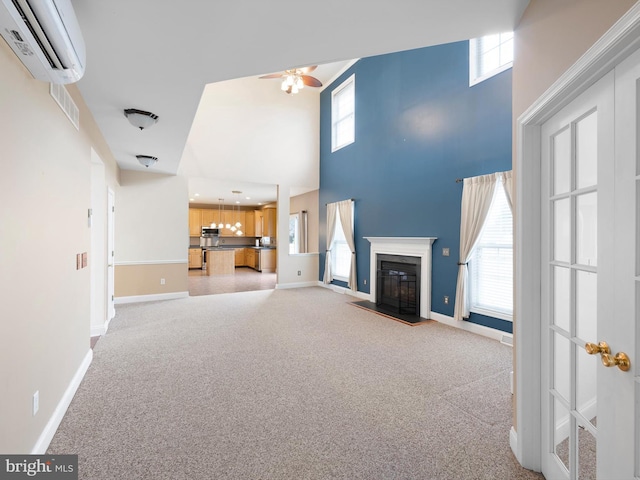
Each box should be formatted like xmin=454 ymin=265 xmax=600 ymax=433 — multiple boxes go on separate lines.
xmin=364 ymin=237 xmax=437 ymax=319
xmin=31 ymin=349 xmax=93 ymax=454
xmin=115 ymin=259 xmax=188 ymax=266
xmin=317 ymin=281 xmax=369 ymax=299
xmin=276 ymin=281 xmax=321 ymax=289
xmin=430 ymin=311 xmax=512 ymax=343
xmin=514 ymin=2 xmax=640 ymax=472
xmin=115 ymin=291 xmax=189 ymax=304
xmin=90 ymin=315 xmax=112 ymax=337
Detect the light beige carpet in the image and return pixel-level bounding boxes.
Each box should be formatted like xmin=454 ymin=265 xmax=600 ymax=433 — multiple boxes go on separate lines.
xmin=48 ymin=287 xmax=543 ymax=480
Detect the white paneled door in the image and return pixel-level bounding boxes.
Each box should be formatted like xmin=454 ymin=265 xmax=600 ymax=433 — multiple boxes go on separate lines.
xmin=540 ymin=52 xmax=638 ymax=479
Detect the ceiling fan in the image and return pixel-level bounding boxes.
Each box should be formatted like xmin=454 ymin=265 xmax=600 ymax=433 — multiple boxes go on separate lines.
xmin=259 ymin=66 xmax=322 ymax=94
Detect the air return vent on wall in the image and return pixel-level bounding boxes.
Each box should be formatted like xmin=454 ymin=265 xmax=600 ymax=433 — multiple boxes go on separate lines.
xmin=0 ymin=0 xmax=86 ymax=84
xmin=50 ymin=82 xmax=78 ymax=129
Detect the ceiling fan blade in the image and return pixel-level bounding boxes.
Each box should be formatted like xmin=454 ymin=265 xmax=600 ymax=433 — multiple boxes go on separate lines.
xmin=302 ymin=75 xmax=322 ymax=87
xmin=298 ymin=65 xmax=318 ymax=74
xmin=258 ymin=73 xmax=284 ymax=79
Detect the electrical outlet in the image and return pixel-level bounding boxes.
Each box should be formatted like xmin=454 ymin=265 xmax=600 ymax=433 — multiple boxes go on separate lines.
xmin=160 ymin=278 xmax=166 ymax=285
xmin=33 ymin=391 xmax=39 ymax=416
xmin=297 ymin=271 xmax=301 ymax=276
xmin=443 ymin=296 xmax=449 ymax=305
xmin=364 ymin=279 xmax=367 ymax=285
xmin=442 ymin=247 xmax=450 ymax=257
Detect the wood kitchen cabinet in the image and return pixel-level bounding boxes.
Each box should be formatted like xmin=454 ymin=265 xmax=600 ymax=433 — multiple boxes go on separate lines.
xmin=263 ymin=207 xmax=277 ymax=238
xmin=254 ymin=210 xmax=263 ymax=237
xmin=260 ymin=248 xmax=276 ymax=273
xmin=245 ymin=248 xmax=256 ymax=269
xmin=189 ymin=208 xmax=202 ymax=236
xmin=245 ymin=211 xmax=255 ymax=236
xmin=188 ymin=248 xmax=202 ymax=269
xmin=201 ymin=208 xmax=216 ymax=228
xmin=234 ymin=248 xmax=246 ymax=266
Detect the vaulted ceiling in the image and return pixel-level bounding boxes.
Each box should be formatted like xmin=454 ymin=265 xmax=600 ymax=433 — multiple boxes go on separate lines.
xmin=72 ymin=0 xmax=529 ymax=205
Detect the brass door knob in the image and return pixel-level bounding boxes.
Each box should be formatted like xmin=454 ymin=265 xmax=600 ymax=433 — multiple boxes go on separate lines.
xmin=585 ymin=341 xmax=631 ymax=372
xmin=601 ymin=352 xmax=631 ymax=372
xmin=585 ymin=341 xmax=610 ymax=355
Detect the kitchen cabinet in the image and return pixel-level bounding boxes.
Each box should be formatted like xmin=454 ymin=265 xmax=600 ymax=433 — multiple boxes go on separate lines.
xmin=201 ymin=208 xmax=216 ymax=228
xmin=245 ymin=211 xmax=255 ymax=237
xmin=188 ymin=248 xmax=202 ymax=269
xmin=260 ymin=248 xmax=276 ymax=273
xmin=254 ymin=210 xmax=263 ymax=237
xmin=263 ymin=207 xmax=277 ymax=238
xmin=234 ymin=248 xmax=246 ymax=266
xmin=189 ymin=208 xmax=202 ymax=236
xmin=246 ymin=248 xmax=256 ymax=269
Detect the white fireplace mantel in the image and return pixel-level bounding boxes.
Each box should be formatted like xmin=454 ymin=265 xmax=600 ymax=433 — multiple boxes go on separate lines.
xmin=364 ymin=237 xmax=437 ymax=319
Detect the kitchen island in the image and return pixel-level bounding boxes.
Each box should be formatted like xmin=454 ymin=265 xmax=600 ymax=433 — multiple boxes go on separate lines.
xmin=205 ymin=248 xmax=234 ymax=276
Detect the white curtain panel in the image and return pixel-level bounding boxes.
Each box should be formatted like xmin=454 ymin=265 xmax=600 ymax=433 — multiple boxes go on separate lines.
xmin=453 ymin=172 xmax=499 ymax=321
xmin=337 ymin=199 xmax=357 ymax=291
xmin=502 ymin=170 xmax=514 ymax=213
xmin=323 ymin=202 xmax=338 ymax=284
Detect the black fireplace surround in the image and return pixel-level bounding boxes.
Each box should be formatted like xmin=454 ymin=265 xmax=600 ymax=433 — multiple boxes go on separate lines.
xmin=376 ymin=254 xmax=421 ymax=316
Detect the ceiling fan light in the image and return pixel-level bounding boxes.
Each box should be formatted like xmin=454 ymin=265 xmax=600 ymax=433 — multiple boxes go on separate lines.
xmin=296 ymin=77 xmax=304 ymax=89
xmin=291 ymin=84 xmax=299 ymax=94
xmin=286 ymin=75 xmax=295 ymax=86
xmin=281 ymin=80 xmax=288 ymax=91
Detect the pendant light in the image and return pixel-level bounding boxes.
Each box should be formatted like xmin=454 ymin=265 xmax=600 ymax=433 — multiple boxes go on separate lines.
xmin=232 ymin=190 xmax=243 ymax=236
xmin=216 ymin=198 xmax=225 ymax=229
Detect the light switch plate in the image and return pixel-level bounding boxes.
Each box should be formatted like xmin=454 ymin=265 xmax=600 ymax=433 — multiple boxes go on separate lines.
xmin=442 ymin=248 xmax=450 ymax=257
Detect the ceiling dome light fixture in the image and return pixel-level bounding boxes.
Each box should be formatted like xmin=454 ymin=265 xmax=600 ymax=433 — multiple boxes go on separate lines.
xmin=136 ymin=155 xmax=158 ymax=168
xmin=124 ymin=108 xmax=159 ymax=130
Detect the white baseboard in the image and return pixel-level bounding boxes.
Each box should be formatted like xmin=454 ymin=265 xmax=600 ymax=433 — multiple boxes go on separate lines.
xmin=276 ymin=281 xmax=320 ymax=289
xmin=429 ymin=311 xmax=513 ymax=343
xmin=31 ymin=349 xmax=93 ymax=454
xmin=510 ymin=426 xmax=518 ymax=459
xmin=316 ymin=281 xmax=368 ymax=299
xmin=114 ymin=291 xmax=189 ymax=305
xmin=90 ymin=315 xmax=112 ymax=337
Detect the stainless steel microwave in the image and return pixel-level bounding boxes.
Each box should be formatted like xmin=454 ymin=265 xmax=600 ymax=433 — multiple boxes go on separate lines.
xmin=201 ymin=227 xmax=220 ymax=237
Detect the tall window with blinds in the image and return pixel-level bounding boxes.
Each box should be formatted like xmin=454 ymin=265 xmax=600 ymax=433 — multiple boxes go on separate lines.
xmin=469 ymin=32 xmax=513 ymax=86
xmin=331 ymin=74 xmax=355 ymax=152
xmin=469 ymin=183 xmax=513 ymax=321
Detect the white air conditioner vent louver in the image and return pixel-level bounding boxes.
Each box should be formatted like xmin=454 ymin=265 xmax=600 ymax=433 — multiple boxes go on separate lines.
xmin=0 ymin=0 xmax=85 ymax=84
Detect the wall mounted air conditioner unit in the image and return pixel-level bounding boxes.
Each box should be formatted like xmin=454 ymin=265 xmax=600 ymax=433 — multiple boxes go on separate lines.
xmin=0 ymin=0 xmax=85 ymax=84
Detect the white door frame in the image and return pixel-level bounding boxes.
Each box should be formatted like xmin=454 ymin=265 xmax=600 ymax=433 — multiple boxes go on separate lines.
xmin=513 ymin=3 xmax=640 ymax=471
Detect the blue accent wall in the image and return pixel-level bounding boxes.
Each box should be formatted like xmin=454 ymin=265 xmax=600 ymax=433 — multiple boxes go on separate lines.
xmin=319 ymin=41 xmax=513 ymax=334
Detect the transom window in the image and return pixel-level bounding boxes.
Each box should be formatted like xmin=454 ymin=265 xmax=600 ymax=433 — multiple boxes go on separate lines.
xmin=469 ymin=32 xmax=514 ymax=86
xmin=331 ymin=74 xmax=355 ymax=152
xmin=470 ymin=183 xmax=513 ymax=321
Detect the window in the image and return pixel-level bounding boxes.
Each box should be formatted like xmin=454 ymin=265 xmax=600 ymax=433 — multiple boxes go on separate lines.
xmin=331 ymin=74 xmax=355 ymax=152
xmin=331 ymin=208 xmax=351 ymax=281
xmin=289 ymin=213 xmax=299 ymax=254
xmin=470 ymin=183 xmax=513 ymax=321
xmin=469 ymin=32 xmax=513 ymax=86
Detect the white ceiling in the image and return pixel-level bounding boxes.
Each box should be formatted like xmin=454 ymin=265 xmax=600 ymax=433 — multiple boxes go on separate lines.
xmin=71 ymin=0 xmax=529 ymax=206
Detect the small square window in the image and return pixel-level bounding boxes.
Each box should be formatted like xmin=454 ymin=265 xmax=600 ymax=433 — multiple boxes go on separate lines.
xmin=331 ymin=74 xmax=355 ymax=152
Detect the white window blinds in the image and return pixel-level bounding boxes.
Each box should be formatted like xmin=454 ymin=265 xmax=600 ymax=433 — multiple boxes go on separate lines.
xmin=470 ymin=183 xmax=513 ymax=320
xmin=469 ymin=32 xmax=513 ymax=86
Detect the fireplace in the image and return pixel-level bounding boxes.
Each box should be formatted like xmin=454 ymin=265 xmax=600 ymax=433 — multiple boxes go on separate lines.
xmin=364 ymin=237 xmax=437 ymax=319
xmin=376 ymin=254 xmax=421 ymax=315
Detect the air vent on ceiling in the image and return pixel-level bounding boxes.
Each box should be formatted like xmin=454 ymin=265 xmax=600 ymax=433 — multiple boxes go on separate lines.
xmin=50 ymin=82 xmax=79 ymax=130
